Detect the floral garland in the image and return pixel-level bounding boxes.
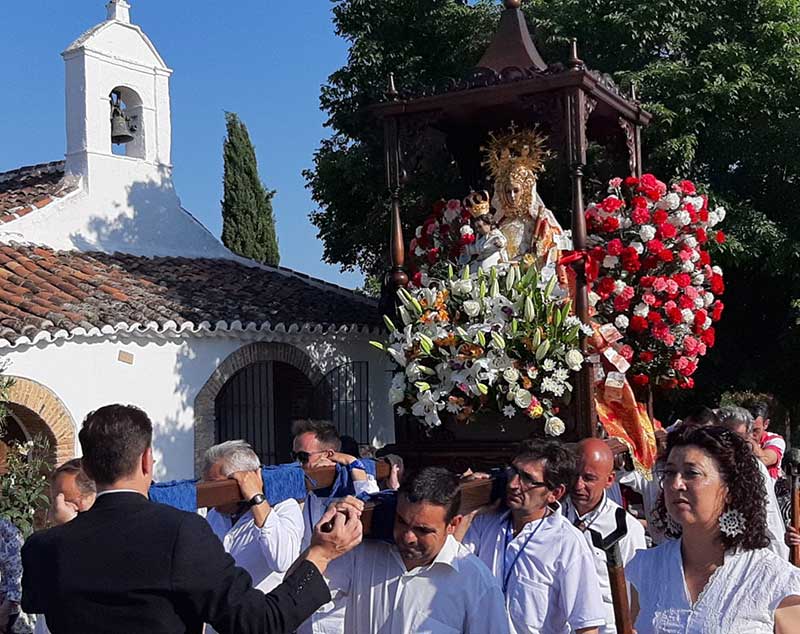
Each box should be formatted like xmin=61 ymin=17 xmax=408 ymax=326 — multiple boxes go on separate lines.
xmin=585 ymin=175 xmax=725 ymax=390
xmin=407 ymin=199 xmax=475 ymax=285
xmin=372 ymin=260 xmax=591 ymax=436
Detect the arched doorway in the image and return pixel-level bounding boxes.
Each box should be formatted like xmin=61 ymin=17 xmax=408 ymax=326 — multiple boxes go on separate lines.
xmin=194 ymin=343 xmax=371 ymax=473
xmin=214 ymin=361 xmax=313 ymax=465
xmin=0 ymin=378 xmax=75 ymax=473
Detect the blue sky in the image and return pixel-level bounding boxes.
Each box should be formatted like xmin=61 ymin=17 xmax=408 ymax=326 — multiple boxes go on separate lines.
xmin=0 ymin=1 xmax=365 ymax=289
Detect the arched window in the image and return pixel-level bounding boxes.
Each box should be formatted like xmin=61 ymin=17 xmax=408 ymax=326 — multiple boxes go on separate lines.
xmin=109 ymin=86 xmax=145 ymax=159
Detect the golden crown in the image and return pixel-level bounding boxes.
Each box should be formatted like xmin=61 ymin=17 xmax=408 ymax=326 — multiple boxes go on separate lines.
xmin=463 ymin=190 xmax=491 ymax=218
xmin=481 ymin=124 xmax=549 ymax=183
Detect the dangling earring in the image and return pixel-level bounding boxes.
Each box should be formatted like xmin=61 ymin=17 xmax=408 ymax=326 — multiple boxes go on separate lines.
xmin=719 ymin=508 xmax=746 ymax=538
xmin=666 ymin=513 xmax=682 ymax=536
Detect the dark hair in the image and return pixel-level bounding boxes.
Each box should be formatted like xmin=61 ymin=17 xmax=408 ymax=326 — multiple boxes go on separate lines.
xmin=474 ymin=213 xmax=498 ymax=229
xmin=78 ymin=405 xmax=152 ymax=486
xmin=291 ymin=419 xmax=342 ymax=451
xmin=52 ymin=458 xmax=96 ymax=496
xmin=398 ymin=467 xmax=461 ymax=521
xmin=339 ymin=435 xmax=360 ymax=459
xmin=513 ymin=439 xmax=577 ymax=492
xmin=681 ymin=406 xmax=719 ymax=429
xmin=653 ymin=425 xmax=769 ymax=551
xmin=746 ymin=400 xmax=770 ymax=421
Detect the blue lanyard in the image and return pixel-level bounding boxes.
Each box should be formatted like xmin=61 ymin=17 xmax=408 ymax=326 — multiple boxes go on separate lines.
xmin=502 ymin=513 xmax=547 ymax=594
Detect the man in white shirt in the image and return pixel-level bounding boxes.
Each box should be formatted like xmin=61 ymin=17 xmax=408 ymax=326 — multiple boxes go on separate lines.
xmin=562 ymin=439 xmax=647 ymax=634
xmin=716 ymin=407 xmax=789 ymax=559
xmin=202 ymin=441 xmax=304 ymax=596
xmin=459 ymin=440 xmax=606 ymax=634
xmin=325 ymin=467 xmax=508 ymax=634
xmin=292 ymin=420 xmax=379 ymax=634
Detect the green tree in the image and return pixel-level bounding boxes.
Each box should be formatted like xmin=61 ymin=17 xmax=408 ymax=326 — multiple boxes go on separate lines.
xmin=221 ymin=112 xmax=280 ymax=266
xmin=308 ymin=0 xmax=800 ymax=430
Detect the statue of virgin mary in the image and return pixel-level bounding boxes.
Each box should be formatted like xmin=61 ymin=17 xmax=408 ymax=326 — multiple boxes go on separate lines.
xmin=482 ymin=127 xmax=567 ymax=280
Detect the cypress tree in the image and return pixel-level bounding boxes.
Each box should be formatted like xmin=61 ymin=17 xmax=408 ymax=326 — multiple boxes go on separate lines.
xmin=221 ymin=112 xmax=280 ymax=265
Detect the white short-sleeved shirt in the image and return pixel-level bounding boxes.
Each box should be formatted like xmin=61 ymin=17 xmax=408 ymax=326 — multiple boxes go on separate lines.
xmin=463 ymin=506 xmax=606 ymax=634
xmin=627 ymin=538 xmax=800 ymax=634
xmin=205 ymin=500 xmax=303 ymax=634
xmin=325 ymin=534 xmax=509 ymax=634
xmin=754 ymin=459 xmax=789 ymax=559
xmin=562 ymin=495 xmax=647 ymax=634
xmin=616 ymin=469 xmax=664 ymax=544
xmin=206 ymin=498 xmax=303 ymax=593
xmin=297 ymin=475 xmax=380 ymax=634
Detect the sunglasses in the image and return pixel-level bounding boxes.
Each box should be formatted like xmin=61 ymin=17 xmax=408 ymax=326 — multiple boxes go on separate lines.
xmin=505 ymin=464 xmax=548 ymax=489
xmin=291 ymin=449 xmax=328 ymax=464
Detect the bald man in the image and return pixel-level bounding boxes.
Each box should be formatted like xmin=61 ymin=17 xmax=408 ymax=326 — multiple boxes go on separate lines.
xmin=562 ymin=439 xmax=646 ymax=634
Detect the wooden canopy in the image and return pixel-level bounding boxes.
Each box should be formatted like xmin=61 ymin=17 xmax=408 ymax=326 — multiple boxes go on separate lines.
xmin=373 ymin=0 xmax=653 ymax=452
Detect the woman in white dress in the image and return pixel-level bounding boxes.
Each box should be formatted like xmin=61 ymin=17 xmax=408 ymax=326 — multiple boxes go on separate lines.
xmin=626 ymin=425 xmax=800 ymax=633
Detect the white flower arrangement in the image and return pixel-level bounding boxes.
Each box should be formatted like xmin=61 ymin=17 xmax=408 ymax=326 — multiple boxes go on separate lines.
xmin=372 ymin=260 xmax=586 ymax=434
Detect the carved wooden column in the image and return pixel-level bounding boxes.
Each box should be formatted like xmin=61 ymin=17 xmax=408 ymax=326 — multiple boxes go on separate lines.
xmin=619 ymin=118 xmax=642 ymax=178
xmin=383 ymin=75 xmax=408 ymax=292
xmin=619 ymin=85 xmax=644 ymax=178
xmin=566 ymin=42 xmax=598 ymax=439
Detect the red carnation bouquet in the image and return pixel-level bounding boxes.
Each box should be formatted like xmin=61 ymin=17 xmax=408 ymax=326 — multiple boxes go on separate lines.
xmin=585 ymin=175 xmax=726 ymax=390
xmin=407 ymin=199 xmax=476 ymax=286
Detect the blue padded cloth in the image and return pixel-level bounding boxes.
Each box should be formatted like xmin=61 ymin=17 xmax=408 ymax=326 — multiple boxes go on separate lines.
xmin=149 ymin=458 xmax=380 ymax=511
xmin=313 ymin=459 xmax=378 ymax=500
xmin=149 ymin=479 xmax=197 ymax=512
xmin=261 ymin=464 xmax=306 ymax=505
xmin=365 ymin=490 xmax=398 ymax=542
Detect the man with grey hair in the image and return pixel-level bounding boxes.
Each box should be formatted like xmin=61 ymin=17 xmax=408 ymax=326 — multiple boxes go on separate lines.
xmin=202 ymin=440 xmax=304 ymax=606
xmin=716 ymin=406 xmax=788 ymax=558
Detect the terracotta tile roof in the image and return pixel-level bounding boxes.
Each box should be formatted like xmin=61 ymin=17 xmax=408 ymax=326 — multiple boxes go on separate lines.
xmin=0 ymin=161 xmax=78 ymax=223
xmin=0 ymin=244 xmax=380 ymax=347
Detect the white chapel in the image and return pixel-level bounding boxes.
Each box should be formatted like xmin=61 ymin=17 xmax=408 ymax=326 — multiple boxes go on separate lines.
xmin=0 ymin=1 xmax=391 ymax=479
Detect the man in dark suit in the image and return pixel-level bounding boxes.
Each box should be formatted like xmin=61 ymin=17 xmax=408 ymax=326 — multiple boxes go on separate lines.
xmin=22 ymin=404 xmax=362 ymax=634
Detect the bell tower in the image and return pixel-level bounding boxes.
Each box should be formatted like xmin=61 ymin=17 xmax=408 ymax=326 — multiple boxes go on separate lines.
xmin=62 ymin=0 xmax=173 ymax=191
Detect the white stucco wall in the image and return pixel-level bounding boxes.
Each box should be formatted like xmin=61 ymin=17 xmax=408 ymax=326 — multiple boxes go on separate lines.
xmin=0 ymin=173 xmax=233 ymax=259
xmin=1 ymin=331 xmax=392 ymax=481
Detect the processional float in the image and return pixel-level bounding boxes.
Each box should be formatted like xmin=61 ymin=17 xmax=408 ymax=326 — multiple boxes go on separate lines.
xmin=372 ymin=0 xmax=655 ymax=465
xmin=190 ymin=2 xmax=753 ymax=632
xmin=370 ymin=2 xmax=655 ymax=632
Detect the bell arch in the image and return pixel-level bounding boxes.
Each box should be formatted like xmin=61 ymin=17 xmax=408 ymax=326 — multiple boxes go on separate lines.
xmin=193 ymin=343 xmax=325 ymax=475
xmin=109 ymin=85 xmax=145 ymax=159
xmin=2 ymin=377 xmax=76 ymax=469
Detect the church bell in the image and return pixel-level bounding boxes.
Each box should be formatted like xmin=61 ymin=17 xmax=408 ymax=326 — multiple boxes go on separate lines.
xmin=110 ymin=94 xmax=135 ymax=145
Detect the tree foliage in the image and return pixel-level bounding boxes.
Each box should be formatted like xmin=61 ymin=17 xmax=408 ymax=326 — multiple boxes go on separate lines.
xmin=308 ymin=0 xmax=800 ymax=422
xmin=221 ymin=112 xmax=280 ymax=266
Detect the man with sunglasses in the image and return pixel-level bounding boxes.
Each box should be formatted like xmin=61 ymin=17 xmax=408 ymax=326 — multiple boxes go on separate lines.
xmin=457 ymin=439 xmax=605 ymax=634
xmin=291 ymin=420 xmax=378 ymax=634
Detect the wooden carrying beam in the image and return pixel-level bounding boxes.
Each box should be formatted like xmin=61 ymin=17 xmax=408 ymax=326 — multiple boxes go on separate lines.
xmin=196 ymin=462 xmax=393 ymax=508
xmin=359 ymin=477 xmax=503 ymax=536
xmin=196 ymin=464 xmax=503 ymax=538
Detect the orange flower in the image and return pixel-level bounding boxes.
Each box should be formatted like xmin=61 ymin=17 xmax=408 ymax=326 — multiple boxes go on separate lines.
xmin=458 ymin=343 xmax=484 ymax=358
xmin=435 ymin=334 xmax=457 ymax=348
